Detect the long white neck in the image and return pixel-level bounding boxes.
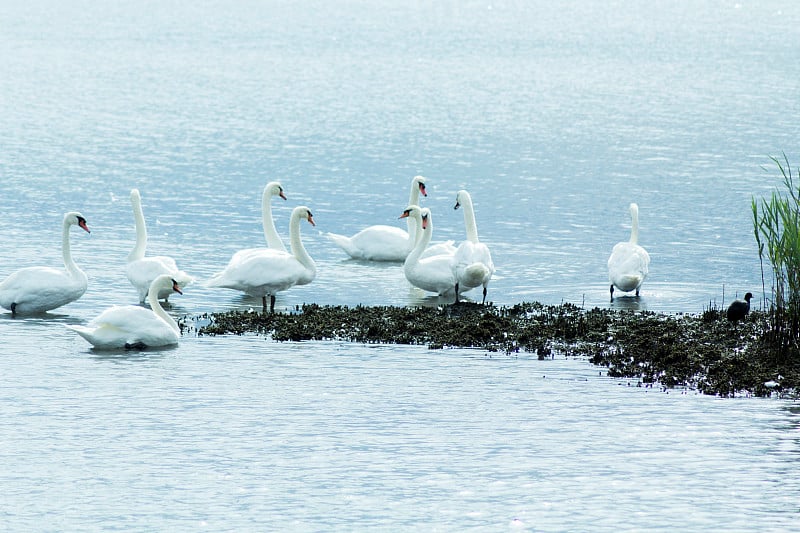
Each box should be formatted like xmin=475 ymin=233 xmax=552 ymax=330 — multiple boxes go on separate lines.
xmin=128 ymin=190 xmax=147 ymax=262
xmin=405 ymin=211 xmax=433 ymax=269
xmin=262 ymin=187 xmax=287 ymax=252
xmin=62 ymin=218 xmax=85 ymax=281
xmin=148 ymin=285 xmax=179 ymax=333
xmin=629 ymin=204 xmax=640 ymax=245
xmin=289 ymin=209 xmax=316 ymax=274
xmin=459 ymin=193 xmax=480 ymax=244
xmin=406 ymin=177 xmax=424 ymax=242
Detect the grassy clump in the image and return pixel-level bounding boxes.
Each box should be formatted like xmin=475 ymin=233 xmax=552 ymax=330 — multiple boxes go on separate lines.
xmin=192 ymin=302 xmax=799 ymax=398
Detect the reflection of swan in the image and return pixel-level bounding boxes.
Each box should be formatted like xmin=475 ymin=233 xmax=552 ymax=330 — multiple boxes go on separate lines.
xmin=400 ymin=204 xmax=456 ymax=258
xmin=327 ymin=175 xmax=427 ymax=261
xmin=0 ymin=212 xmax=90 ymax=316
xmin=230 ymin=181 xmax=288 ymax=263
xmin=608 ymin=203 xmax=650 ymax=301
xmin=67 ymin=274 xmax=182 ymax=349
xmin=452 ymin=190 xmax=494 ymax=303
xmin=126 ymin=189 xmax=194 ymax=303
xmin=207 ymin=206 xmax=317 ymax=312
xmin=403 ymin=207 xmax=456 ymax=296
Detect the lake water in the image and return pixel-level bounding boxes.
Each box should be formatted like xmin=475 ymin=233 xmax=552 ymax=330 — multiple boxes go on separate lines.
xmin=2 ymin=0 xmax=800 ymax=530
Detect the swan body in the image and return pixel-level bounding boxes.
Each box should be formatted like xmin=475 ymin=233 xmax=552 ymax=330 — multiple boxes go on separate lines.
xmin=67 ymin=274 xmax=182 ymax=349
xmin=0 ymin=212 xmax=90 ymax=315
xmin=403 ymin=207 xmax=456 ymax=296
xmin=229 ymin=181 xmax=288 ymax=263
xmin=327 ymin=175 xmax=427 ymax=261
xmin=608 ymin=203 xmax=650 ymax=300
xmin=207 ymin=206 xmax=317 ymax=312
xmin=452 ymin=190 xmax=494 ymax=303
xmin=126 ymin=189 xmax=194 ymax=303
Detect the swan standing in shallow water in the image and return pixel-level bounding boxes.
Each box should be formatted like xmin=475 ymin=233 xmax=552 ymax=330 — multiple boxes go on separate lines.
xmin=452 ymin=190 xmax=494 ymax=303
xmin=67 ymin=274 xmax=183 ymax=349
xmin=207 ymin=206 xmax=317 ymax=312
xmin=0 ymin=212 xmax=90 ymax=315
xmin=126 ymin=189 xmax=194 ymax=303
xmin=327 ymin=175 xmax=427 ymax=261
xmin=230 ymin=181 xmax=288 ymax=263
xmin=608 ymin=203 xmax=650 ymax=301
xmin=402 ymin=207 xmax=456 ymax=297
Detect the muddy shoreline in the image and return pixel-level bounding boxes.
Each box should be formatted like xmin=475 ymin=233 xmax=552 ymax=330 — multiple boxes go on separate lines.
xmin=185 ymin=302 xmax=800 ymax=398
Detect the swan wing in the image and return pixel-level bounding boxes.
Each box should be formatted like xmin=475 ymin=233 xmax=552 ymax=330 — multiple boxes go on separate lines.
xmin=208 ymin=250 xmax=312 ymax=294
xmin=327 ymin=225 xmax=410 ymax=261
xmin=608 ymin=242 xmax=650 ymax=291
xmin=405 ymin=254 xmax=456 ymax=295
xmin=420 ymin=240 xmax=457 ymax=259
xmin=0 ymin=266 xmax=87 ymax=313
xmin=126 ymin=256 xmax=194 ymax=301
xmin=68 ymin=305 xmax=179 ymax=348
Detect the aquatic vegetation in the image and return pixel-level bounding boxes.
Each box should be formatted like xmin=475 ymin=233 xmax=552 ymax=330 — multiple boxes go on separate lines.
xmin=752 ymin=154 xmax=800 ymax=353
xmin=194 ymin=302 xmax=799 ymax=398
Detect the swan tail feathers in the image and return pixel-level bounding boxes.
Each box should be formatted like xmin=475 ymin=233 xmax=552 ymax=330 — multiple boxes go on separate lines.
xmin=326 ymin=232 xmax=362 ymax=259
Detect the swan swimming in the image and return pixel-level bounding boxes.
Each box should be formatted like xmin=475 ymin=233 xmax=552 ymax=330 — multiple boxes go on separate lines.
xmin=67 ymin=274 xmax=183 ymax=349
xmin=0 ymin=211 xmax=90 ymax=315
xmin=126 ymin=188 xmax=194 ymax=303
xmin=327 ymin=175 xmax=427 ymax=261
xmin=452 ymin=190 xmax=494 ymax=304
xmin=207 ymin=206 xmax=317 ymax=312
xmin=608 ymin=203 xmax=650 ymax=301
xmin=402 ymin=207 xmax=457 ymax=297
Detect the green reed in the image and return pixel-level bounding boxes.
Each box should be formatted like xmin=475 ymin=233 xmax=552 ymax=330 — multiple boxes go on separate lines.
xmin=752 ymin=153 xmax=800 ymax=349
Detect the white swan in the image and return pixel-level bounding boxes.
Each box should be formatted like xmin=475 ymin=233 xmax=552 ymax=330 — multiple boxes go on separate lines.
xmin=608 ymin=202 xmax=650 ymax=300
xmin=126 ymin=188 xmax=194 ymax=303
xmin=67 ymin=274 xmax=183 ymax=349
xmin=0 ymin=212 xmax=90 ymax=315
xmin=452 ymin=190 xmax=494 ymax=303
xmin=207 ymin=206 xmax=317 ymax=312
xmin=403 ymin=207 xmax=456 ymax=297
xmin=327 ymin=175 xmax=427 ymax=261
xmin=399 ymin=204 xmax=457 ymax=259
xmin=230 ymin=181 xmax=288 ymax=263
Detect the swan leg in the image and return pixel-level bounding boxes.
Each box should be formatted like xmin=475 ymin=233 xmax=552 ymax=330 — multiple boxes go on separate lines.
xmin=270 ymin=294 xmax=276 ymax=314
xmin=262 ymin=296 xmax=268 ymax=312
xmin=635 ymin=288 xmax=640 ymax=297
xmin=10 ymin=302 xmax=17 ymax=317
xmin=454 ymin=283 xmax=460 ymax=304
xmin=609 ymin=284 xmax=614 ymax=302
xmin=482 ymin=286 xmax=488 ymax=305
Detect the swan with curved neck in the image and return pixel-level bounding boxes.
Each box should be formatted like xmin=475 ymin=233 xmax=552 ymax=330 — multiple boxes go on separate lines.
xmin=452 ymin=190 xmax=494 ymax=303
xmin=608 ymin=202 xmax=650 ymax=300
xmin=207 ymin=206 xmax=317 ymax=312
xmin=327 ymin=175 xmax=428 ymax=261
xmin=400 ymin=204 xmax=457 ymax=259
xmin=67 ymin=274 xmax=183 ymax=349
xmin=402 ymin=207 xmax=456 ymax=297
xmin=126 ymin=188 xmax=194 ymax=303
xmin=0 ymin=211 xmax=90 ymax=315
xmin=231 ymin=181 xmax=288 ymax=262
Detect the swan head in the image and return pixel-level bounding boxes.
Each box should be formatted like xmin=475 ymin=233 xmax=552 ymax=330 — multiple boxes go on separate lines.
xmin=629 ymin=203 xmax=639 ymax=218
xmin=130 ymin=188 xmax=141 ymax=204
xmin=399 ymin=204 xmax=422 ymax=221
xmin=65 ymin=211 xmax=90 ymax=233
xmin=454 ymin=189 xmax=471 ymax=210
xmin=149 ymin=275 xmax=183 ymax=298
xmin=420 ymin=207 xmax=430 ymax=230
xmin=265 ymin=181 xmax=287 ymax=201
xmin=293 ymin=206 xmax=315 ymax=227
xmin=413 ymin=175 xmax=428 ymax=197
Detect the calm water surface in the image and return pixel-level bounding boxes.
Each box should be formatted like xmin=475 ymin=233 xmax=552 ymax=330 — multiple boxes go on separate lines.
xmin=2 ymin=0 xmax=800 ymax=530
